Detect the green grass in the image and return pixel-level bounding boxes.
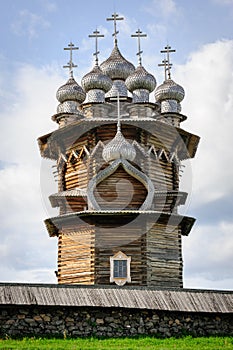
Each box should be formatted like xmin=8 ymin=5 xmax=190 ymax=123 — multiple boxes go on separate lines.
xmin=0 ymin=336 xmax=232 ymax=350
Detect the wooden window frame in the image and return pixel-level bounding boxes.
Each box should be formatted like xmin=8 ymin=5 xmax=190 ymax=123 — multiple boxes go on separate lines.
xmin=110 ymin=251 xmax=131 ymax=286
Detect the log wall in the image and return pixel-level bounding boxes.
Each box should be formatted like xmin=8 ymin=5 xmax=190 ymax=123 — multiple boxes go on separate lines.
xmin=57 ymin=224 xmax=95 ymax=284
xmin=55 ymin=123 xmax=184 ymax=286
xmin=94 ymin=220 xmax=147 ymax=285
xmin=147 ymin=222 xmax=182 ymax=288
xmin=57 ymin=215 xmax=183 ymax=287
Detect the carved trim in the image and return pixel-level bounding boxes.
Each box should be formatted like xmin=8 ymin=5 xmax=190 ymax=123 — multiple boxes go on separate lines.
xmin=87 ymin=158 xmax=155 ymax=211
xmin=110 ymin=251 xmax=131 ymax=286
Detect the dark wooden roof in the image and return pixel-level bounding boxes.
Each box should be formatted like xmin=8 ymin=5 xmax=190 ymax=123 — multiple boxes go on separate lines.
xmin=0 ymin=283 xmax=232 ymax=313
xmin=38 ymin=118 xmax=200 ymax=161
xmin=44 ymin=211 xmax=195 ymax=237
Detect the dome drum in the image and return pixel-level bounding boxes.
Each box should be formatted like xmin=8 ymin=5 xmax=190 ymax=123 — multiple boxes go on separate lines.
xmin=177 ymin=102 xmax=181 ymax=113
xmin=86 ymin=89 xmax=106 ymax=103
xmin=132 ymin=89 xmax=150 ymax=103
xmin=127 ymin=103 xmax=157 ymax=118
xmin=105 ymin=80 xmax=128 ymax=98
xmin=57 ymin=101 xmax=80 ymax=114
xmin=161 ymin=99 xmax=179 ymax=114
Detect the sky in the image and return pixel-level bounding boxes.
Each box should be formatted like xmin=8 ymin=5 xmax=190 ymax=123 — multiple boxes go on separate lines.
xmin=0 ymin=0 xmax=233 ymax=290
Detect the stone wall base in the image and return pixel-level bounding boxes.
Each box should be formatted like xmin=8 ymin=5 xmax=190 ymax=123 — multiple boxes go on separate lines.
xmin=0 ymin=305 xmax=232 ymax=338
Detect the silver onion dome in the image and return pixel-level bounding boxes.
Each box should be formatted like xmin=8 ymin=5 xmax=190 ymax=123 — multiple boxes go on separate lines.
xmin=81 ymin=65 xmax=112 ymax=93
xmin=56 ymin=77 xmax=86 ymax=104
xmin=154 ymin=79 xmax=185 ymax=103
xmin=102 ymin=130 xmax=136 ymax=163
xmin=100 ymin=45 xmax=135 ymax=81
xmin=125 ymin=65 xmax=156 ymax=93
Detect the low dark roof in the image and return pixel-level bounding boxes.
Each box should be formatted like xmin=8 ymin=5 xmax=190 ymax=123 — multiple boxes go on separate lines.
xmin=0 ymin=283 xmax=232 ymax=313
xmin=49 ymin=188 xmax=87 ymax=207
xmin=45 ymin=210 xmax=195 ymax=237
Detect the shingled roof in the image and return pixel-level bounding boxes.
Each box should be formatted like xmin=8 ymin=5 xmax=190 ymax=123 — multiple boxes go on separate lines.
xmin=0 ymin=283 xmax=232 ymax=313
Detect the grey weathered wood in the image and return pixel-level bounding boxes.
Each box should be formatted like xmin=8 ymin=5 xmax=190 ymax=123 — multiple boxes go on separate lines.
xmin=0 ymin=283 xmax=232 ymax=314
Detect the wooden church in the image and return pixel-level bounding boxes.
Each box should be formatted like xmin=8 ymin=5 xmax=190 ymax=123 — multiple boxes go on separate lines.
xmin=38 ymin=13 xmax=199 ymax=288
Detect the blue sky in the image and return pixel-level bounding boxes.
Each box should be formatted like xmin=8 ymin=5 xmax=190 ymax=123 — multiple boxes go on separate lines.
xmin=0 ymin=0 xmax=233 ymax=290
xmin=1 ymin=0 xmax=233 ymax=69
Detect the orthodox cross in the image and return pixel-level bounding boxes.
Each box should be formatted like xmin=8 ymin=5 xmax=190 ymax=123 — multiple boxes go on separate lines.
xmin=117 ymin=92 xmax=121 ymax=132
xmin=158 ymin=58 xmax=172 ymax=81
xmin=131 ymin=29 xmax=147 ymax=66
xmin=110 ymin=92 xmax=127 ymax=132
xmin=89 ymin=29 xmax=104 ymax=66
xmin=107 ymin=12 xmax=124 ymax=45
xmin=160 ymin=45 xmax=176 ymax=79
xmin=63 ymin=42 xmax=79 ymax=78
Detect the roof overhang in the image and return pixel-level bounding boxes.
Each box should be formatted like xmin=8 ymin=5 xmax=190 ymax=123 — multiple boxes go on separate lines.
xmin=37 ymin=118 xmax=200 ymax=161
xmin=0 ymin=283 xmax=232 ymax=313
xmin=44 ymin=210 xmax=195 ymax=237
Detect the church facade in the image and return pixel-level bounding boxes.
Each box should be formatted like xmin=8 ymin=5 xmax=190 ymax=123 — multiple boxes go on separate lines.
xmin=38 ymin=13 xmax=199 ymax=288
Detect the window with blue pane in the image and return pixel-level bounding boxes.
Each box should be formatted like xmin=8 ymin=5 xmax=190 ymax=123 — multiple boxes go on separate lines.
xmin=113 ymin=260 xmax=127 ymax=278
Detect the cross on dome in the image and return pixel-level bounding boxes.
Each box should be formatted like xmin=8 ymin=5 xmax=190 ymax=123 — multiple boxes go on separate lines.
xmin=158 ymin=58 xmax=172 ymax=81
xmin=89 ymin=29 xmax=104 ymax=66
xmin=160 ymin=45 xmax=176 ymax=80
xmin=106 ymin=12 xmax=124 ymax=45
xmin=63 ymin=42 xmax=79 ymax=78
xmin=110 ymin=92 xmax=128 ymax=132
xmin=102 ymin=91 xmax=136 ymax=164
xmin=131 ymin=29 xmax=147 ymax=66
xmin=117 ymin=92 xmax=121 ymax=132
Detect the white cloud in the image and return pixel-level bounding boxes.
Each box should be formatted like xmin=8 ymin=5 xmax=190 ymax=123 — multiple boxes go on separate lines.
xmin=144 ymin=0 xmax=179 ymax=18
xmin=183 ymin=222 xmax=233 ymax=290
xmin=175 ymin=40 xmax=233 ymax=206
xmin=0 ymin=63 xmax=62 ymax=283
xmin=0 ymin=267 xmax=56 ymax=284
xmin=173 ymin=40 xmax=233 ymax=290
xmin=119 ymin=14 xmax=137 ymax=38
xmin=146 ymin=23 xmax=167 ymax=41
xmin=11 ymin=9 xmax=50 ymax=39
xmin=0 ymin=64 xmax=61 ymax=164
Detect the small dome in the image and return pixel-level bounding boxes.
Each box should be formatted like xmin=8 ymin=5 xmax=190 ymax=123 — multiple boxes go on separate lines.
xmin=81 ymin=65 xmax=112 ymax=93
xmin=125 ymin=65 xmax=156 ymax=93
xmin=56 ymin=77 xmax=86 ymax=104
xmin=154 ymin=79 xmax=185 ymax=103
xmin=102 ymin=130 xmax=136 ymax=163
xmin=100 ymin=45 xmax=135 ymax=81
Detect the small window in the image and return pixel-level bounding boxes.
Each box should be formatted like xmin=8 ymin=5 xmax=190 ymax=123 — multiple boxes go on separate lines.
xmin=110 ymin=251 xmax=131 ymax=286
xmin=114 ymin=260 xmax=127 ymax=278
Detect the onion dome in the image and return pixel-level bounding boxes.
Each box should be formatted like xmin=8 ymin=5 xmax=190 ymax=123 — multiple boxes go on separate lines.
xmin=56 ymin=77 xmax=86 ymax=104
xmin=154 ymin=79 xmax=185 ymax=113
xmin=155 ymin=79 xmax=184 ymax=102
xmin=100 ymin=44 xmax=135 ymax=98
xmin=56 ymin=77 xmax=86 ymax=115
xmin=102 ymin=130 xmax=136 ymax=163
xmin=81 ymin=65 xmax=112 ymax=103
xmin=100 ymin=45 xmax=135 ymax=80
xmin=125 ymin=65 xmax=156 ymax=103
xmin=126 ymin=66 xmax=156 ymax=92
